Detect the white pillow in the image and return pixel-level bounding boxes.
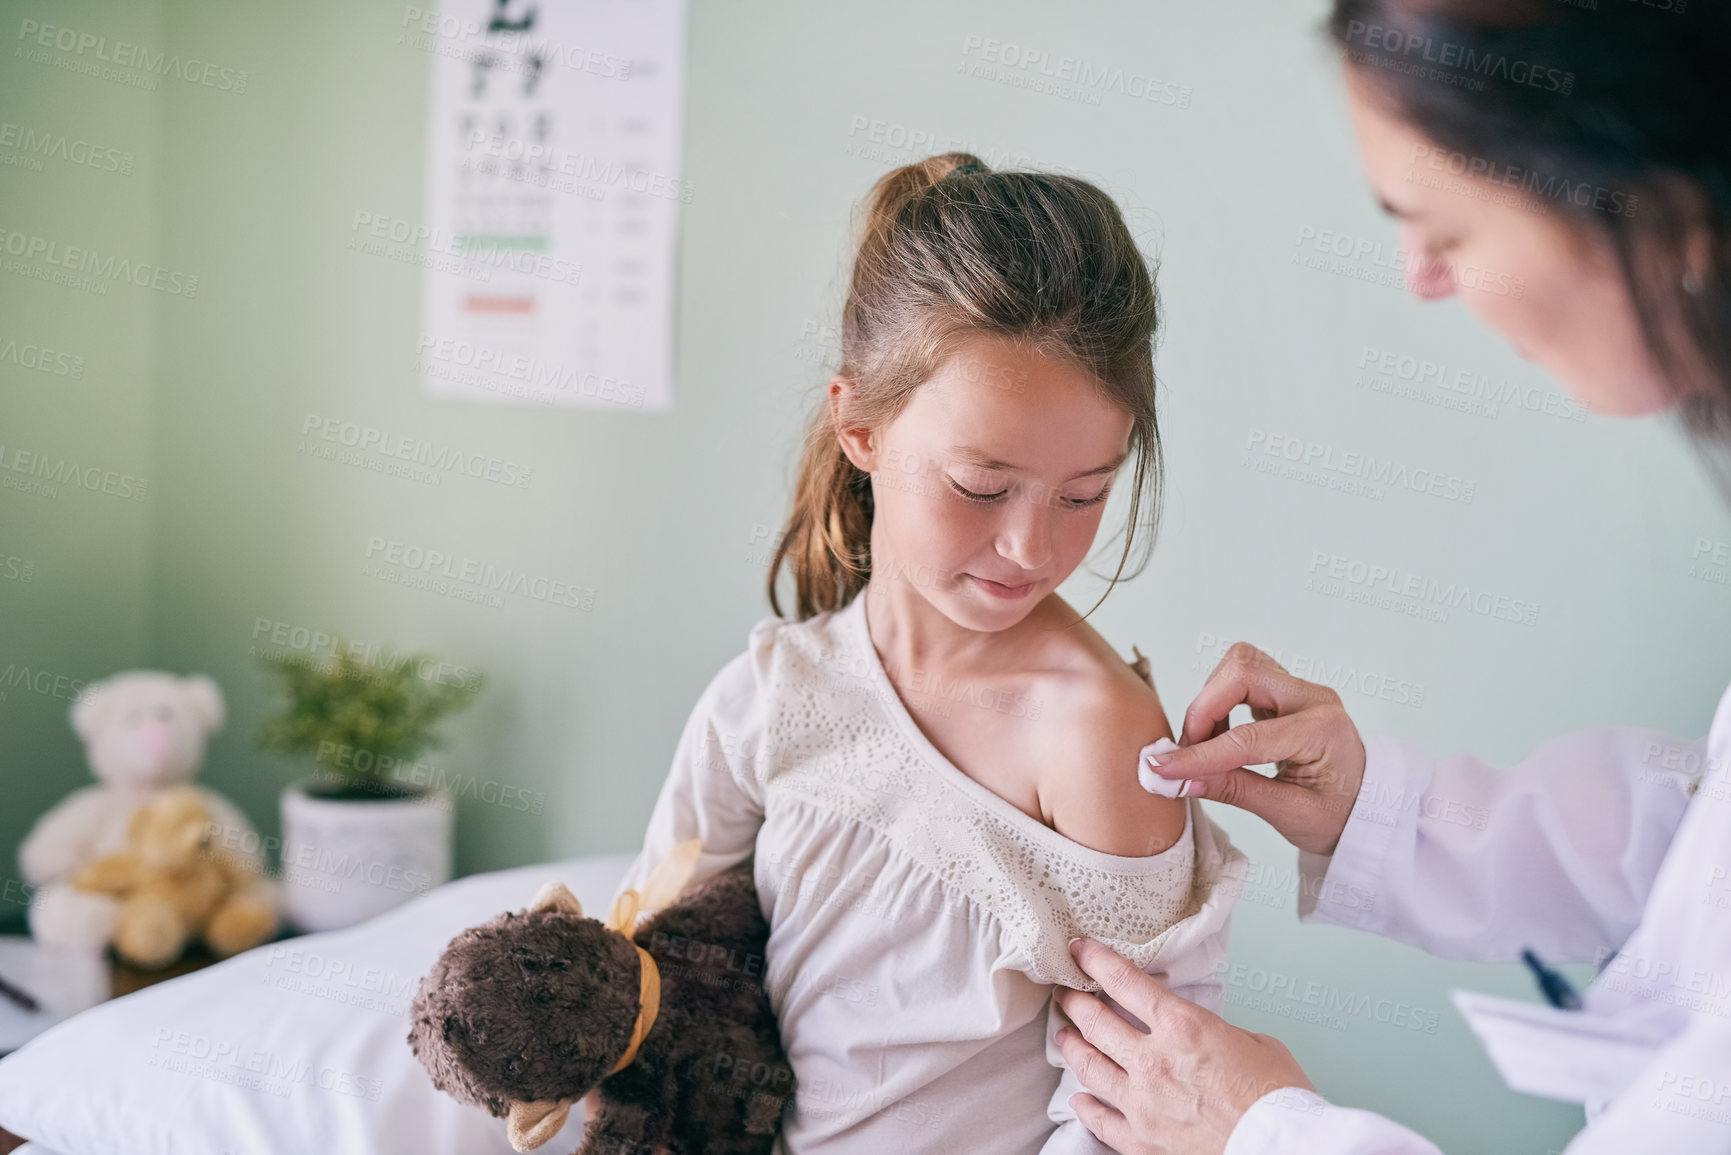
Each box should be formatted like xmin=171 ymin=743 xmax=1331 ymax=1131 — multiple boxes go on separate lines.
xmin=0 ymin=853 xmax=633 ymax=1155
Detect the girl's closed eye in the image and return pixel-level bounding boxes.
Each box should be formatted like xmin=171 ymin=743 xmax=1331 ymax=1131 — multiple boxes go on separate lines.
xmin=946 ymin=466 xmax=1010 ymax=503
xmin=1059 ymin=481 xmax=1112 ymax=509
xmin=948 ymin=478 xmax=1008 ymax=503
xmin=946 ymin=466 xmax=1113 ymax=509
xmin=947 ymin=479 xmax=1114 ymax=510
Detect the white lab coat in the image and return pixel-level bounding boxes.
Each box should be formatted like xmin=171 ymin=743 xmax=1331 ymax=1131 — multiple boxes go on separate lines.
xmin=1223 ymin=679 xmax=1731 ymax=1154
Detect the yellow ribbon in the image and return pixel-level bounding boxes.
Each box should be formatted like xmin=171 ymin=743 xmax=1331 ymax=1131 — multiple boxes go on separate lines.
xmin=504 ymin=839 xmax=705 ymax=1152
xmin=606 ymin=948 xmax=659 ymax=1074
xmin=601 ymin=837 xmax=702 ymax=1071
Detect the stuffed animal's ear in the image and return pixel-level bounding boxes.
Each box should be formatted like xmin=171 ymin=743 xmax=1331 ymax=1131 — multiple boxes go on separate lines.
xmin=525 ymin=880 xmax=582 ymax=918
xmin=70 ymin=678 xmax=112 ymax=743
xmin=1128 ymin=645 xmax=1153 ymax=689
xmin=182 ymin=675 xmax=225 ymax=735
xmin=505 ymin=1098 xmax=572 ymax=1152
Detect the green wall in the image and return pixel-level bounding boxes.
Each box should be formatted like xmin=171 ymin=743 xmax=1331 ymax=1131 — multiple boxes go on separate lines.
xmin=2 ymin=0 xmax=164 ymax=912
xmin=6 ymin=2 xmax=1731 ymax=1150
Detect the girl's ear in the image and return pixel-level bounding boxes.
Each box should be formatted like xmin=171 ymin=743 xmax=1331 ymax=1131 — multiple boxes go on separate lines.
xmin=829 ymin=376 xmax=877 ymax=472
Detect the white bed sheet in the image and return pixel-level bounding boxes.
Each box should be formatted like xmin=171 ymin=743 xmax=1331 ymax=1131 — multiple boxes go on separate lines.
xmin=0 ymin=853 xmax=632 ymax=1155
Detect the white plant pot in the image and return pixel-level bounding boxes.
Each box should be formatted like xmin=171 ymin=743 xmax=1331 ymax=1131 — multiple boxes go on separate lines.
xmin=278 ymin=779 xmax=453 ymax=933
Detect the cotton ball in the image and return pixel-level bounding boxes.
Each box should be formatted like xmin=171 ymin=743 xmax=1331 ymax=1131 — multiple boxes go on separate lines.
xmin=1136 ymin=737 xmax=1194 ymax=799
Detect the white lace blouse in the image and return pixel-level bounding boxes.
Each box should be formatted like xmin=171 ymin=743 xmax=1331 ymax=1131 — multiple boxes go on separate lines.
xmin=615 ymin=594 xmax=1248 ymax=1154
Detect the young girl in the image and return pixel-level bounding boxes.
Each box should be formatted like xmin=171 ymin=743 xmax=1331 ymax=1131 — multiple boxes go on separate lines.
xmin=615 ymin=153 xmax=1246 ymax=1154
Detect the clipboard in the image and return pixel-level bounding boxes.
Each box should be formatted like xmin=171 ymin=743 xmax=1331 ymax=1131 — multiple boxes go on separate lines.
xmin=1451 ymin=989 xmax=1675 ymax=1107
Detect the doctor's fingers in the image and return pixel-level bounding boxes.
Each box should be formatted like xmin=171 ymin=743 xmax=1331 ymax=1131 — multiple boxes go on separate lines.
xmin=1068 ymin=1091 xmax=1173 ymax=1155
xmin=1171 ymin=720 xmax=1363 ymax=856
xmin=1178 ymin=643 xmax=1336 ymax=748
xmin=1186 ymin=764 xmax=1320 ymax=824
xmin=1053 ymin=1011 xmax=1131 ymax=1101
xmin=1055 ymin=986 xmax=1157 ymax=1077
xmin=1066 ymin=939 xmax=1209 ymax=1046
xmin=1153 ymin=710 xmax=1323 ymax=783
xmin=1066 ymin=942 xmax=1190 ymax=1032
xmin=1067 ymin=1061 xmax=1232 ymax=1155
xmin=1066 ymin=1094 xmax=1134 ymax=1153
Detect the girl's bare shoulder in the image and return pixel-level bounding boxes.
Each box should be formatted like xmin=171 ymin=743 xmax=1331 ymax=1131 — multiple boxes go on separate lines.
xmin=1024 ymin=614 xmax=1187 ymax=857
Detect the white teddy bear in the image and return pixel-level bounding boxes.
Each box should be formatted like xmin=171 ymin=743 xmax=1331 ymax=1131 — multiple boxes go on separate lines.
xmin=19 ymin=670 xmax=275 ymax=951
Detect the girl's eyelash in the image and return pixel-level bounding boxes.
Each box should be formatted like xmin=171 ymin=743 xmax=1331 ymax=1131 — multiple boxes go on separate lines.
xmin=948 ymin=478 xmax=1007 ymax=503
xmin=946 ymin=478 xmax=1112 ymax=508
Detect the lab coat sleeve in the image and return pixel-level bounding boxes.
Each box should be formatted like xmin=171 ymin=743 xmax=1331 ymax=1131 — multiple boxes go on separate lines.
xmin=1225 ymin=1087 xmax=1443 ymax=1155
xmin=1224 ymin=1015 xmax=1731 ymax=1154
xmin=1296 ymin=726 xmax=1701 ymax=964
xmin=613 ymin=624 xmax=774 ymax=901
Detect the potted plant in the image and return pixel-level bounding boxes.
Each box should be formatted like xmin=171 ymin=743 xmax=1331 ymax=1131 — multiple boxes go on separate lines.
xmin=254 ymin=643 xmax=484 ymax=932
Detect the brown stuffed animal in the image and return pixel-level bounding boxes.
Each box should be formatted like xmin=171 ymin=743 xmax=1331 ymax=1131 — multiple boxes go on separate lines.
xmin=407 ymin=843 xmax=794 ymax=1155
xmin=71 ymin=784 xmax=279 ymax=968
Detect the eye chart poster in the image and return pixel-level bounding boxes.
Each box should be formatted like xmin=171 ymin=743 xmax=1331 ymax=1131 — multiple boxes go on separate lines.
xmin=415 ymin=0 xmax=688 ymax=412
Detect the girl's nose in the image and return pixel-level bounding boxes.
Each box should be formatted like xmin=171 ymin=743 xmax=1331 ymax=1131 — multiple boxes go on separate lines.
xmin=995 ymin=492 xmax=1053 ymax=571
xmin=1402 ymin=226 xmax=1456 ymax=301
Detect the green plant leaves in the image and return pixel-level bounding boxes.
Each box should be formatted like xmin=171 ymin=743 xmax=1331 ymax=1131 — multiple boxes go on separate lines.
xmin=252 ymin=641 xmax=485 ymax=787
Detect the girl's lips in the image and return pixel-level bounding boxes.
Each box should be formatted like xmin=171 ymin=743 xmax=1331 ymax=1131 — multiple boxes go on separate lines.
xmin=969 ymin=574 xmax=1036 ymax=599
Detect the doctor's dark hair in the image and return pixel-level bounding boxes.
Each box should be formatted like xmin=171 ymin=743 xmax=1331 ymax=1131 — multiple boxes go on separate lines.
xmin=767 ymin=152 xmax=1162 ymax=620
xmin=1328 ymin=0 xmax=1731 ymax=487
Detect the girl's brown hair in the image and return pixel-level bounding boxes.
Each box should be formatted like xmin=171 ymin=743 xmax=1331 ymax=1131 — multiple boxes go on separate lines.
xmin=768 ymin=152 xmax=1163 ymax=620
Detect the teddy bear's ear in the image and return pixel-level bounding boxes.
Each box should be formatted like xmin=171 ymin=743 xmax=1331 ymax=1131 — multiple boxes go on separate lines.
xmin=70 ymin=678 xmax=112 ymax=742
xmin=181 ymin=675 xmax=225 ymax=735
xmin=525 ymin=880 xmax=582 ymax=918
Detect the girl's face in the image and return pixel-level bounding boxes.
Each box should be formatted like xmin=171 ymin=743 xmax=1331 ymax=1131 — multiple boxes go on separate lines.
xmin=833 ymin=332 xmax=1134 ymax=634
xmin=1344 ymin=70 xmax=1675 ymax=417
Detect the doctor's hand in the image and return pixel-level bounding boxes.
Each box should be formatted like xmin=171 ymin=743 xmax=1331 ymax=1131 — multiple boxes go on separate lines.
xmin=1147 ymin=642 xmax=1365 ymax=857
xmin=1055 ymin=938 xmax=1314 ymax=1155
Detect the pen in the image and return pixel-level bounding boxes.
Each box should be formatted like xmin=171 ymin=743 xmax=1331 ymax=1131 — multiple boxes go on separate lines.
xmin=1521 ymin=948 xmax=1583 ymax=1011
xmin=0 ymin=969 xmax=39 ymax=1014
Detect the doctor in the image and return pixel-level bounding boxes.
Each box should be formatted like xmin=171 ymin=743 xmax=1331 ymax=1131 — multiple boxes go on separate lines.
xmin=1053 ymin=1 xmax=1731 ymax=1152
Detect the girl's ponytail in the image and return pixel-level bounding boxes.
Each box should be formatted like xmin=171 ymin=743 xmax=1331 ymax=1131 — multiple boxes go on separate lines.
xmin=766 ymin=411 xmax=874 ymax=620
xmin=768 ymin=153 xmax=987 ymax=619
xmin=854 ymin=151 xmax=985 ymax=285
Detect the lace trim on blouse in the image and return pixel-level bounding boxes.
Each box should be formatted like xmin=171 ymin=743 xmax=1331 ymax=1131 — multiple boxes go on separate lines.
xmin=755 ymin=596 xmax=1203 ymax=986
